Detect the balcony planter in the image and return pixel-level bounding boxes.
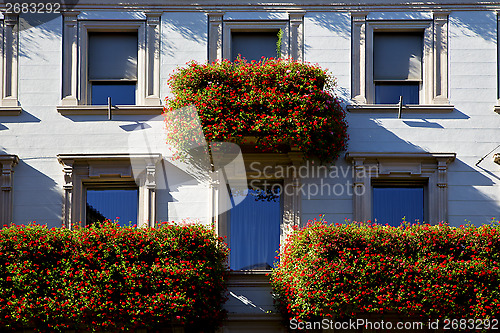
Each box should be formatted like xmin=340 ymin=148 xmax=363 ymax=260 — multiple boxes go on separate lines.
xmin=164 ymin=59 xmax=348 ymax=164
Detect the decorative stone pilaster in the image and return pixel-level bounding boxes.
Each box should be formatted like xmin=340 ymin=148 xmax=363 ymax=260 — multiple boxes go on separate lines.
xmin=0 ymin=155 xmax=19 ymax=226
xmin=61 ymin=12 xmax=79 ymax=106
xmin=208 ymin=12 xmax=224 ymax=63
xmin=145 ymin=12 xmax=162 ymax=106
xmin=288 ymin=11 xmax=305 ymax=61
xmin=2 ymin=14 xmax=19 ymax=107
xmin=433 ymin=12 xmax=450 ymax=104
xmin=351 ymin=13 xmax=367 ymax=104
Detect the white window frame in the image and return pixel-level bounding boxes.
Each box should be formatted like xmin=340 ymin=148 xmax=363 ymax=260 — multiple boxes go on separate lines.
xmin=57 ymin=153 xmax=162 ymax=229
xmin=349 ymin=13 xmax=452 ymax=113
xmin=208 ymin=12 xmax=304 ymax=63
xmin=346 ymin=152 xmax=455 ymax=224
xmin=0 ymin=14 xmax=21 ymax=115
xmin=81 ymin=23 xmax=144 ymax=106
xmin=58 ymin=12 xmax=162 ymax=115
xmin=212 ymin=152 xmax=302 ymax=271
xmin=0 ymin=154 xmax=18 ymax=225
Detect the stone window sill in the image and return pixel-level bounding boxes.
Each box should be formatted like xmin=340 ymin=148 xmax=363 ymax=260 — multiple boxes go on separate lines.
xmin=347 ymin=104 xmax=454 ymax=114
xmin=57 ymin=105 xmax=164 ymax=116
xmin=0 ymin=106 xmax=22 ymax=116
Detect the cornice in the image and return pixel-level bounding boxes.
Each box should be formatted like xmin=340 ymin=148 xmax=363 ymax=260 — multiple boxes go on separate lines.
xmin=345 ymin=152 xmax=456 ymax=163
xmin=14 ymin=1 xmax=500 ymax=12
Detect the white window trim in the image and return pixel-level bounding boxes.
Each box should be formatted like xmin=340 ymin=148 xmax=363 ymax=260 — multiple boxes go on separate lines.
xmin=0 ymin=154 xmax=18 ymax=225
xmin=350 ymin=13 xmax=451 ymax=113
xmin=208 ymin=11 xmax=304 ymax=63
xmin=0 ymin=14 xmax=21 ymax=115
xmin=59 ymin=12 xmax=162 ymax=115
xmin=57 ymin=153 xmax=162 ymax=229
xmin=212 ymin=151 xmax=302 ymax=271
xmin=346 ymin=152 xmax=455 ymax=224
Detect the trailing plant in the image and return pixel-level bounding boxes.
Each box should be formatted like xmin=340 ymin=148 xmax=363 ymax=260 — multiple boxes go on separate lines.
xmin=0 ymin=221 xmax=229 ymax=332
xmin=164 ymin=59 xmax=348 ymax=163
xmin=271 ymin=217 xmax=500 ymax=326
xmin=276 ymin=29 xmax=283 ymax=58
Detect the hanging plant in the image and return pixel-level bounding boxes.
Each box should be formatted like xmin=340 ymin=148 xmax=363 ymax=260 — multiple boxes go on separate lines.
xmin=164 ymin=58 xmax=348 ymax=163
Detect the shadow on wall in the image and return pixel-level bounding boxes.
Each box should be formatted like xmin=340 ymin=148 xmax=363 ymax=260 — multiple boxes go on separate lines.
xmin=345 ymin=108 xmax=500 ymax=226
xmin=18 ymin=13 xmax=63 ymax=61
xmin=161 ymin=13 xmax=207 ymax=58
xmin=449 ymin=11 xmax=497 ymax=43
xmin=11 ymin=159 xmax=62 ymax=227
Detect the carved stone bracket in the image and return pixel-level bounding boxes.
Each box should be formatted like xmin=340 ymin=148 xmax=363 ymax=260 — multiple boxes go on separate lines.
xmin=57 ymin=153 xmax=162 ymax=229
xmin=346 ymin=152 xmax=455 ymax=223
xmin=0 ymin=154 xmax=19 ymax=226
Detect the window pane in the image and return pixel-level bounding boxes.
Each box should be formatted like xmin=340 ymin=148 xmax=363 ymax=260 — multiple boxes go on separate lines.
xmin=375 ymin=82 xmax=419 ymax=104
xmin=88 ymin=32 xmax=138 ymax=80
xmin=86 ymin=189 xmax=138 ymax=227
xmin=91 ymin=82 xmax=136 ymax=105
xmin=374 ymin=32 xmax=423 ymax=81
xmin=231 ymin=31 xmax=279 ymax=62
xmin=373 ymin=187 xmax=424 ymax=226
xmin=230 ymin=187 xmax=281 ymax=270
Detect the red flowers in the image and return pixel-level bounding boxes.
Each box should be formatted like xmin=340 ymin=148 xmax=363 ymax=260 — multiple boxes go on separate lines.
xmin=0 ymin=221 xmax=229 ymax=332
xmin=164 ymin=58 xmax=348 ymax=163
xmin=271 ymin=220 xmax=500 ymax=324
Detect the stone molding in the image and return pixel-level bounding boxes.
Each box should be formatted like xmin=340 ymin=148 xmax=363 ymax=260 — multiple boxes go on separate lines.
xmin=345 ymin=152 xmax=456 ymax=224
xmin=0 ymin=154 xmax=18 ymax=226
xmin=57 ymin=153 xmax=162 ymax=229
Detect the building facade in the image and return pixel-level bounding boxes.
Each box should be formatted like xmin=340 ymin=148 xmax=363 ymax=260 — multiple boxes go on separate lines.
xmin=0 ymin=1 xmax=500 ymax=331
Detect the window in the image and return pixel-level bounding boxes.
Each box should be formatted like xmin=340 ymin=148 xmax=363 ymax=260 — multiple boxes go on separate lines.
xmin=346 ymin=152 xmax=455 ymax=224
xmin=373 ymin=32 xmax=422 ymax=104
xmin=57 ymin=154 xmax=161 ymax=229
xmin=372 ymin=182 xmax=427 ymax=226
xmin=229 ymin=185 xmax=282 ymax=270
xmin=350 ymin=13 xmax=451 ymax=111
xmin=59 ymin=13 xmax=162 ymax=114
xmin=86 ymin=187 xmax=139 ymax=226
xmin=0 ymin=154 xmax=19 ymax=225
xmin=214 ymin=152 xmax=302 ymax=271
xmin=231 ymin=31 xmax=279 ymax=61
xmin=88 ymin=32 xmax=138 ymax=105
xmin=208 ymin=12 xmax=305 ymax=63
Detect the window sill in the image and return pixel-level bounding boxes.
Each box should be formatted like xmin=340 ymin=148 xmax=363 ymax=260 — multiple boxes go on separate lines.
xmin=57 ymin=105 xmax=164 ymax=116
xmin=0 ymin=106 xmax=22 ymax=116
xmin=347 ymin=104 xmax=454 ymax=114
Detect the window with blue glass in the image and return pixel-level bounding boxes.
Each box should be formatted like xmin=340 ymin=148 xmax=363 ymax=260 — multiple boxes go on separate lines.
xmin=88 ymin=32 xmax=138 ymax=105
xmin=231 ymin=31 xmax=279 ymax=62
xmin=229 ymin=185 xmax=282 ymax=270
xmin=372 ymin=185 xmax=425 ymax=226
xmin=86 ymin=188 xmax=138 ymax=226
xmin=373 ymin=32 xmax=423 ymax=104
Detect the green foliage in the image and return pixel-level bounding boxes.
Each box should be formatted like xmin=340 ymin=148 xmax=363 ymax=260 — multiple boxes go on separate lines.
xmin=271 ymin=218 xmax=500 ymax=324
xmin=276 ymin=29 xmax=283 ymax=58
xmin=164 ymin=59 xmax=348 ymax=163
xmin=0 ymin=222 xmax=229 ymax=332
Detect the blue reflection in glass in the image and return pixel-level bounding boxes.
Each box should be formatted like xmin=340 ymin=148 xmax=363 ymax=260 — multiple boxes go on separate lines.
xmin=86 ymin=189 xmax=138 ymax=227
xmin=91 ymin=82 xmax=136 ymax=105
xmin=375 ymin=83 xmax=419 ymax=104
xmin=373 ymin=187 xmax=424 ymax=226
xmin=230 ymin=187 xmax=281 ymax=270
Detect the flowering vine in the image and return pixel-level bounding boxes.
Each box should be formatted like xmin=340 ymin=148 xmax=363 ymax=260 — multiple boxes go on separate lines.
xmin=271 ymin=218 xmax=500 ymax=327
xmin=164 ymin=58 xmax=348 ymax=163
xmin=0 ymin=222 xmax=228 ymax=332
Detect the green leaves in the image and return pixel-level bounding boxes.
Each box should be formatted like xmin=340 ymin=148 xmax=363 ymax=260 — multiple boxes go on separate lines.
xmin=0 ymin=222 xmax=229 ymax=332
xmin=271 ymin=219 xmax=500 ymax=324
xmin=164 ymin=59 xmax=348 ymax=163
